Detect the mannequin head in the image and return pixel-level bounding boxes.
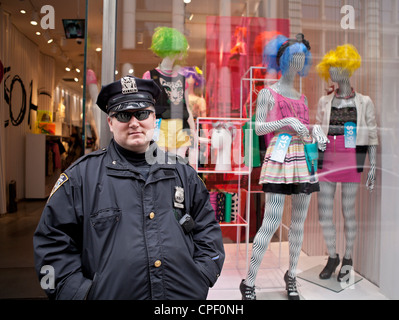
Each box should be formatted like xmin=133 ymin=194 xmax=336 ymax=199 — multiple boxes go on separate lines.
xmin=263 ymin=33 xmax=312 ymax=77
xmin=150 ymin=27 xmax=189 ymax=63
xmin=329 ymin=67 xmax=351 ymax=83
xmin=316 ymin=44 xmax=361 ymax=82
xmin=181 ymin=66 xmax=205 ymax=96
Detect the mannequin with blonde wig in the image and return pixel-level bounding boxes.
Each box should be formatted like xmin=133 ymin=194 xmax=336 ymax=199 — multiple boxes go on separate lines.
xmin=315 ymin=44 xmax=378 ymax=283
xmin=143 ymin=27 xmax=196 ymax=162
xmin=316 ymin=44 xmax=361 ymax=83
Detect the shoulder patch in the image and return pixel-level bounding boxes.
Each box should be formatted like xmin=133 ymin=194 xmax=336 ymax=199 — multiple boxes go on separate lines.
xmin=48 ymin=173 xmax=69 ymax=201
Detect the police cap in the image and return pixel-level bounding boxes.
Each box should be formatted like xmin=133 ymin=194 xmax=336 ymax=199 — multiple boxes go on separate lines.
xmin=96 ymin=76 xmax=161 ymax=114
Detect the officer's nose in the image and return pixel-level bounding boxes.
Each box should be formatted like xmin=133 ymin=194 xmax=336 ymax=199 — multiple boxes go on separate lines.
xmin=128 ymin=114 xmax=140 ymax=128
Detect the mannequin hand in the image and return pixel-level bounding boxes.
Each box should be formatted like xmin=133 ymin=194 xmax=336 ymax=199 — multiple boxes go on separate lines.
xmin=285 ymin=118 xmax=310 ymax=138
xmin=312 ymin=125 xmax=330 ymax=151
xmin=366 ymin=167 xmax=376 ymax=192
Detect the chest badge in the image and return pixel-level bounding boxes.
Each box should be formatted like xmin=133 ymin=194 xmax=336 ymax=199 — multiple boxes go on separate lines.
xmin=174 ymin=186 xmax=185 ymax=209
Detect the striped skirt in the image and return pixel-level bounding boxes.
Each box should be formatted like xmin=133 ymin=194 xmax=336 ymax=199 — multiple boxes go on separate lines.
xmin=259 ymin=134 xmax=319 ymax=195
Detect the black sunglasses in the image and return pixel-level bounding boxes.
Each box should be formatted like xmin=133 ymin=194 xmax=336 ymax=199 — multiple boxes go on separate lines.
xmin=110 ymin=110 xmax=154 ymax=123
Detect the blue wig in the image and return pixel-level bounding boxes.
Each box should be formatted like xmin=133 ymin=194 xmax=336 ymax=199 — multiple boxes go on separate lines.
xmin=263 ymin=35 xmax=312 ymax=77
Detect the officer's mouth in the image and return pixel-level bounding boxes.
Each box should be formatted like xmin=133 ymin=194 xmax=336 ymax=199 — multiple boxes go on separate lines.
xmin=128 ymin=131 xmax=144 ymax=136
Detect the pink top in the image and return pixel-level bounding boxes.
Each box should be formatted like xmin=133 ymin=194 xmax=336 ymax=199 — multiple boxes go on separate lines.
xmin=142 ymin=68 xmax=180 ymax=79
xmin=266 ymin=87 xmax=310 ymax=129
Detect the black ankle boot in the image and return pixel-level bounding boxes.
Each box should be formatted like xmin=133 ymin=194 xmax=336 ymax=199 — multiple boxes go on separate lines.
xmin=284 ymin=271 xmax=300 ymax=300
xmin=337 ymin=257 xmax=353 ymax=282
xmin=319 ymin=254 xmax=340 ymax=279
xmin=239 ymin=280 xmax=256 ymax=300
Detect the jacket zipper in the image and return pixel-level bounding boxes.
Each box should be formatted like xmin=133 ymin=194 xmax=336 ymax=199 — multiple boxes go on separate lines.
xmin=141 ymin=184 xmax=153 ymax=299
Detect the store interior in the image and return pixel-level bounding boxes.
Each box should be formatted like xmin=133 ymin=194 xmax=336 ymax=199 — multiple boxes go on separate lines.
xmin=0 ymin=0 xmax=399 ymax=300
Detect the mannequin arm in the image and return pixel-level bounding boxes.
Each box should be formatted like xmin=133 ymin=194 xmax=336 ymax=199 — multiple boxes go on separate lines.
xmin=186 ymin=90 xmax=196 ymax=138
xmin=255 ymin=89 xmax=310 ymax=140
xmin=366 ymin=145 xmax=377 ymax=192
xmin=312 ymin=125 xmax=329 ymax=151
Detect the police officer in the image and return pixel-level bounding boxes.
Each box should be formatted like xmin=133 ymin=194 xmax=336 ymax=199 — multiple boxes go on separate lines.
xmin=33 ymin=76 xmax=225 ymax=300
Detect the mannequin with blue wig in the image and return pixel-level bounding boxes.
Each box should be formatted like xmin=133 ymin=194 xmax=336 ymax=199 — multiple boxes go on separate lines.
xmin=240 ymin=34 xmax=327 ymax=300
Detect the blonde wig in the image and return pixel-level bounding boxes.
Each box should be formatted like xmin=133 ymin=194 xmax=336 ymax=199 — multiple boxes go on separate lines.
xmin=316 ymin=44 xmax=361 ymax=82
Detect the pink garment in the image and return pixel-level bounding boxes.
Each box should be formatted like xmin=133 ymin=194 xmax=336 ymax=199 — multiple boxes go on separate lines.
xmin=266 ymin=87 xmax=310 ymax=129
xmin=209 ymin=192 xmax=218 ymax=220
xmin=86 ymin=69 xmax=98 ymax=85
xmin=318 ymin=135 xmax=361 ymax=183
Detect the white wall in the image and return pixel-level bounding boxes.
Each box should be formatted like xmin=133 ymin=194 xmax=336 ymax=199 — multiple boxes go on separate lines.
xmin=0 ymin=17 xmax=55 ymax=209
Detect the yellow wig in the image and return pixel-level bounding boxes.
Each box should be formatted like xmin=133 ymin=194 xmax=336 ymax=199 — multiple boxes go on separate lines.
xmin=316 ymin=44 xmax=361 ymax=82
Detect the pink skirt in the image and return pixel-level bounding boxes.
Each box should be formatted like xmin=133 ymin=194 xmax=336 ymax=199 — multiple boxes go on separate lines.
xmin=318 ymin=135 xmax=361 ymax=183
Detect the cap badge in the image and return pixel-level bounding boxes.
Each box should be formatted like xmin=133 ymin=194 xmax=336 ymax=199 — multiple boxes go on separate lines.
xmin=121 ymin=77 xmax=138 ymax=94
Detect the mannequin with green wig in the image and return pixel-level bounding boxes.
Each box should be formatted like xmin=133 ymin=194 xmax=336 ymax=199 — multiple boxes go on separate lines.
xmin=315 ymin=44 xmax=378 ymax=282
xmin=143 ymin=27 xmax=196 ymax=162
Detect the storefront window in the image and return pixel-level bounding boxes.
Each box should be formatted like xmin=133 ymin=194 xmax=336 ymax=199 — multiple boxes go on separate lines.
xmin=89 ymin=0 xmax=398 ymax=299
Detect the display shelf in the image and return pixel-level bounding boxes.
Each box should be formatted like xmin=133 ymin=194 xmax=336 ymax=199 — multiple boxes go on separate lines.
xmin=194 ymin=67 xmax=280 ymax=273
xmin=219 ymin=214 xmax=248 ymax=227
xmin=194 ymin=115 xmax=252 ymax=272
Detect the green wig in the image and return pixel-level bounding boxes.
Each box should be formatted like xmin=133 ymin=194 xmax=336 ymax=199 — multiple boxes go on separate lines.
xmin=316 ymin=44 xmax=361 ymax=82
xmin=150 ymin=27 xmax=189 ymax=59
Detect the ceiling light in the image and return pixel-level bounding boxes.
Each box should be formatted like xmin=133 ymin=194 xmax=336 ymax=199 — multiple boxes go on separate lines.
xmin=75 ymin=68 xmax=81 ymax=73
xmin=30 ymin=11 xmax=39 ymax=25
xmin=20 ymin=10 xmax=26 ymax=14
xmin=115 ymin=70 xmax=119 ymax=75
xmin=183 ymin=0 xmax=191 ymax=3
xmin=43 ymin=31 xmax=53 ymax=44
xmin=96 ymin=47 xmax=102 ymax=52
xmin=36 ymin=31 xmax=41 ymax=36
xmin=74 ymin=78 xmax=79 ymax=82
xmin=128 ymin=68 xmax=134 ymax=74
xmin=65 ymin=61 xmax=72 ymax=72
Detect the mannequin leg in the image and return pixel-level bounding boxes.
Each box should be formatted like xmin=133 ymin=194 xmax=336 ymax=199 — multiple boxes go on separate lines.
xmin=318 ymin=181 xmax=338 ymax=258
xmin=245 ymin=193 xmax=285 ymax=287
xmin=288 ymin=193 xmax=311 ymax=278
xmin=341 ymin=182 xmax=359 ymax=259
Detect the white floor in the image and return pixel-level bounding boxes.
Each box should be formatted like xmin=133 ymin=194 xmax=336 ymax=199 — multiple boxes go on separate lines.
xmin=207 ymin=242 xmax=388 ymax=300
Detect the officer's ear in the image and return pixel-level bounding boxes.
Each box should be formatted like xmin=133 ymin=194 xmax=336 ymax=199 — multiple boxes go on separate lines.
xmin=107 ymin=115 xmax=114 ymax=133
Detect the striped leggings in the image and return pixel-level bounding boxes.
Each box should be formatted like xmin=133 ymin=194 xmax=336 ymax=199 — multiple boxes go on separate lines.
xmin=318 ymin=182 xmax=359 ymax=260
xmin=245 ymin=193 xmax=311 ymax=287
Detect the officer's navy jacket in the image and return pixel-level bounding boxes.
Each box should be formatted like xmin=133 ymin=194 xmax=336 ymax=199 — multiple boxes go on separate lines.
xmin=33 ymin=140 xmax=225 ymax=300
